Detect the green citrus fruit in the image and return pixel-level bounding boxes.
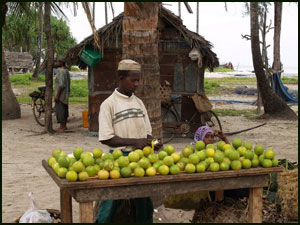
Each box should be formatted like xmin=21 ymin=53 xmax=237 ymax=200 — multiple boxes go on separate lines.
xmin=94 ymin=165 xmax=100 ymax=174
xmin=214 ymin=152 xmax=224 ymax=163
xmin=98 ymin=170 xmax=109 ymax=180
xmin=242 ymin=159 xmax=252 ymax=169
xmin=110 ymin=170 xmax=120 ymax=179
xmin=135 ymin=149 xmax=144 ymax=158
xmin=176 ymin=161 xmax=185 ymax=171
xmin=182 ymin=147 xmax=193 ymax=158
xmin=78 ymin=171 xmax=89 ymax=181
xmin=86 ymin=166 xmax=96 ymax=177
xmin=148 ymin=153 xmax=158 ymax=164
xmin=83 ymin=156 xmax=95 ymax=167
xmin=232 ymin=138 xmax=242 ymax=149
xmin=188 ymin=153 xmax=200 ymax=165
xmin=272 ymin=158 xmax=278 ymax=167
xmin=102 ymin=153 xmax=114 ymax=161
xmin=209 ymin=162 xmax=220 ymax=172
xmin=164 ymin=145 xmax=175 ymax=155
xmin=146 ymin=167 xmax=157 ymax=176
xmin=129 ymin=162 xmax=139 ymax=171
xmin=72 ymin=161 xmax=85 ymax=173
xmin=205 ymin=148 xmax=215 ymax=157
xmin=223 ymin=157 xmax=231 ymax=165
xmin=66 ymin=171 xmax=78 ymax=182
xmin=112 ymin=149 xmax=123 ymax=160
xmin=48 ymin=157 xmax=56 ymax=167
xmin=55 ymin=151 xmax=67 ymax=161
xmin=231 ymin=160 xmax=242 ymax=170
xmin=195 ymin=141 xmax=205 ymax=151
xmin=138 ymin=157 xmax=151 ymax=169
xmin=259 ymin=155 xmax=265 ymax=166
xmin=158 ymin=151 xmax=168 ymax=160
xmin=222 ymin=144 xmax=232 ymax=151
xmin=262 ymin=159 xmax=272 ymax=168
xmin=196 ymin=163 xmax=206 ymax=173
xmin=264 ymin=149 xmax=275 ymax=160
xmin=103 ymin=159 xmax=114 ymax=171
xmin=229 ymin=151 xmax=240 ymax=161
xmin=58 ymin=156 xmax=70 ymax=168
xmin=243 ymin=141 xmax=253 ymax=150
xmin=118 ymin=156 xmax=129 ymax=167
xmin=92 ymin=148 xmax=103 ymax=158
xmin=254 ymin=144 xmax=264 ymax=156
xmin=251 ymin=158 xmax=259 ymax=168
xmin=220 ymin=162 xmax=230 ymax=171
xmin=185 ymin=163 xmax=196 ymax=173
xmin=163 ymin=156 xmax=174 ymax=167
xmin=244 ymin=150 xmax=254 ymax=160
xmin=128 ymin=151 xmax=140 ymax=162
xmin=169 ymin=165 xmax=180 ymax=175
xmin=217 ymin=141 xmax=226 ymax=150
xmin=206 ymin=144 xmax=216 ymax=150
xmin=80 ymin=152 xmax=92 ymax=161
xmin=237 ymin=146 xmax=247 ymax=156
xmin=196 ymin=150 xmax=206 ymax=161
xmin=52 ymin=148 xmax=62 ymax=157
xmin=134 ymin=167 xmax=145 ymax=177
xmin=57 ymin=167 xmax=68 ymax=178
xmin=158 ymin=165 xmax=169 ymax=175
xmin=171 ymin=153 xmax=181 ymax=163
xmin=121 ymin=167 xmax=132 ymax=178
xmin=143 ymin=146 xmax=153 ymax=157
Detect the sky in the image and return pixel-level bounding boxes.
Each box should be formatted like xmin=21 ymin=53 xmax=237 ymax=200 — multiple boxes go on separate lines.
xmin=63 ymin=2 xmax=298 ymax=73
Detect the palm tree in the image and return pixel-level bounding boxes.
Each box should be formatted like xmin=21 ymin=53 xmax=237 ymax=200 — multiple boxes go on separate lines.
xmin=32 ymin=4 xmax=43 ymax=79
xmin=2 ymin=2 xmax=31 ymax=120
xmin=123 ymin=2 xmax=162 ymax=138
xmin=250 ymin=2 xmax=297 ymax=120
xmin=272 ymin=2 xmax=282 ymax=72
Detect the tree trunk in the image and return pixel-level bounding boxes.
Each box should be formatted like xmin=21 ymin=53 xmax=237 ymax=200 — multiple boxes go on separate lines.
xmin=2 ymin=3 xmax=21 ymax=120
xmin=32 ymin=3 xmax=43 ymax=79
xmin=123 ymin=2 xmax=162 ymax=138
xmin=272 ymin=2 xmax=282 ymax=71
xmin=250 ymin=2 xmax=297 ymax=120
xmin=44 ymin=2 xmax=54 ymax=133
xmin=2 ymin=42 xmax=21 ymax=120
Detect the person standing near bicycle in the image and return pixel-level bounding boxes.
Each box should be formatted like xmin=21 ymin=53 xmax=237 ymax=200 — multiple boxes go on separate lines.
xmin=54 ymin=57 xmax=70 ymax=132
xmin=96 ymin=59 xmax=161 ymax=223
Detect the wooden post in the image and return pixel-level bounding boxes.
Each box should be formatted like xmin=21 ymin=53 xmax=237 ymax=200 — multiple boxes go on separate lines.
xmin=60 ymin=189 xmax=73 ymax=223
xmin=248 ymin=187 xmax=263 ymax=223
xmin=79 ymin=202 xmax=94 ymax=223
xmin=215 ymin=190 xmax=224 ymax=202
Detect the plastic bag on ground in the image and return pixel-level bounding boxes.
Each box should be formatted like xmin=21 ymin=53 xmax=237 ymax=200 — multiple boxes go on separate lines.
xmin=19 ymin=192 xmax=52 ymax=223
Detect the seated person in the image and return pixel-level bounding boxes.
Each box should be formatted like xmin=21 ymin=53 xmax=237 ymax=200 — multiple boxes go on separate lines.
xmin=192 ymin=125 xmax=230 ymax=146
xmin=192 ymin=125 xmax=249 ymax=200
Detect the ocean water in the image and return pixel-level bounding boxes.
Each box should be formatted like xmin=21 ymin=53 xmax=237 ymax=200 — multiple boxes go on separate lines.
xmin=236 ymin=65 xmax=298 ymax=77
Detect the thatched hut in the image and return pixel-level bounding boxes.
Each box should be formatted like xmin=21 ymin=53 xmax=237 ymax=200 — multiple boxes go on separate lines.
xmin=65 ymin=7 xmax=219 ymax=134
xmin=5 ymin=51 xmax=33 ymax=75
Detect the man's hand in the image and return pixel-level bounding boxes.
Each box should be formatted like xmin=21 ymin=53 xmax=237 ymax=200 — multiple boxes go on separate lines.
xmin=54 ymin=95 xmax=59 ymax=103
xmin=214 ymin=130 xmax=230 ymax=144
xmin=134 ymin=138 xmax=152 ymax=150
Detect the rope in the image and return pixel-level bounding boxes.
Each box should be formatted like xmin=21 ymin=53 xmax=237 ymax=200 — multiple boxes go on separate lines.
xmin=81 ymin=3 xmax=102 ymax=53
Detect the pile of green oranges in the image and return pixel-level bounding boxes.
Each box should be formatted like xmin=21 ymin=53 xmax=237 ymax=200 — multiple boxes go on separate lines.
xmin=47 ymin=138 xmax=278 ymax=182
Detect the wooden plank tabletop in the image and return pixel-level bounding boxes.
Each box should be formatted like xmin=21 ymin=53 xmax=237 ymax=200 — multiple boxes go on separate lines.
xmin=42 ymin=160 xmax=283 ymax=190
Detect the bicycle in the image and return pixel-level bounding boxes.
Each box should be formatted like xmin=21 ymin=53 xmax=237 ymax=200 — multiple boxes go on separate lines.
xmin=161 ymin=95 xmax=222 ymax=144
xmin=29 ymin=86 xmax=56 ymax=126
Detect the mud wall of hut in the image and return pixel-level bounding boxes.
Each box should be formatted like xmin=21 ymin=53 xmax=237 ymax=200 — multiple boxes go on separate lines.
xmin=88 ymin=27 xmax=201 ymax=133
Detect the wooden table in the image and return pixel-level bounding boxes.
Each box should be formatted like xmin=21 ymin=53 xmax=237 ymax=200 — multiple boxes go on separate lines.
xmin=42 ymin=160 xmax=283 ymax=223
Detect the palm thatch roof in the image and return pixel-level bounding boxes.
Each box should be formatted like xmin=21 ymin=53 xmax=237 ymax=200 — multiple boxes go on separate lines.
xmin=65 ymin=6 xmax=219 ymax=71
xmin=5 ymin=51 xmax=33 ymax=70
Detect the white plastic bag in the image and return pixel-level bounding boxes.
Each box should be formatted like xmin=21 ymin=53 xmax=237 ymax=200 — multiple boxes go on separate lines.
xmin=19 ymin=192 xmax=52 ymax=223
xmin=188 ymin=47 xmax=203 ymax=68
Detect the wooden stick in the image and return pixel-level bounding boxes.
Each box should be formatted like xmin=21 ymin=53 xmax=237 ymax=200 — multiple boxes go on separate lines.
xmin=79 ymin=202 xmax=94 ymax=223
xmin=60 ymin=189 xmax=72 ymax=223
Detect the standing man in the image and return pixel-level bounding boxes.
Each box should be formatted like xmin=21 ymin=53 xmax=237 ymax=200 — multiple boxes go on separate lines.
xmin=54 ymin=57 xmax=70 ymax=132
xmin=96 ymin=59 xmax=159 ymax=223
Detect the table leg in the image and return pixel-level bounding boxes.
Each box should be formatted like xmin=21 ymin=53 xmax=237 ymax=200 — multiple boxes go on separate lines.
xmin=215 ymin=190 xmax=224 ymax=202
xmin=60 ymin=189 xmax=73 ymax=223
xmin=248 ymin=187 xmax=263 ymax=223
xmin=79 ymin=202 xmax=94 ymax=223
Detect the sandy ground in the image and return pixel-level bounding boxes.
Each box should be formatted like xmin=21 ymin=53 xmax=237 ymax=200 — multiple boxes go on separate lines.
xmin=2 ymin=85 xmax=298 ymax=223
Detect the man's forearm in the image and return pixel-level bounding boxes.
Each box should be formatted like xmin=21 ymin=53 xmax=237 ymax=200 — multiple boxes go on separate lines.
xmin=101 ymin=136 xmax=139 ymax=147
xmin=55 ymin=87 xmax=64 ymax=99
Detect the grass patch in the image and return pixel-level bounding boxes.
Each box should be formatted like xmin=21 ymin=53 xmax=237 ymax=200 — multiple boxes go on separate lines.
xmin=204 ymin=80 xmax=222 ymax=95
xmin=70 ymin=66 xmax=87 ymax=72
xmin=214 ymin=108 xmax=257 ymax=118
xmin=205 ymin=68 xmax=235 ymax=72
xmin=281 ymin=76 xmax=298 ymax=84
xmin=10 ymin=73 xmax=45 ymax=86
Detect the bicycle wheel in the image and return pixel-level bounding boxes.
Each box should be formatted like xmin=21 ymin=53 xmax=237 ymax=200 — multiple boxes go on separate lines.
xmin=201 ymin=110 xmax=222 ymax=131
xmin=33 ymin=98 xmax=46 ymax=126
xmin=161 ymin=105 xmax=179 ymax=144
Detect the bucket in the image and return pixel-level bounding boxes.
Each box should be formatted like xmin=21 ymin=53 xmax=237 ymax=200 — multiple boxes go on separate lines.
xmin=82 ymin=110 xmax=89 ymax=128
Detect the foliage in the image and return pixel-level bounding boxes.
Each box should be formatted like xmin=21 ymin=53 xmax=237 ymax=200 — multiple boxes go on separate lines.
xmin=69 ymin=78 xmax=88 ymax=97
xmin=281 ymin=76 xmax=298 ymax=84
xmin=2 ymin=9 xmax=77 ymax=60
xmin=70 ymin=66 xmax=87 ymax=72
xmin=205 ymin=68 xmax=235 ymax=73
xmin=10 ymin=73 xmax=45 ymax=86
